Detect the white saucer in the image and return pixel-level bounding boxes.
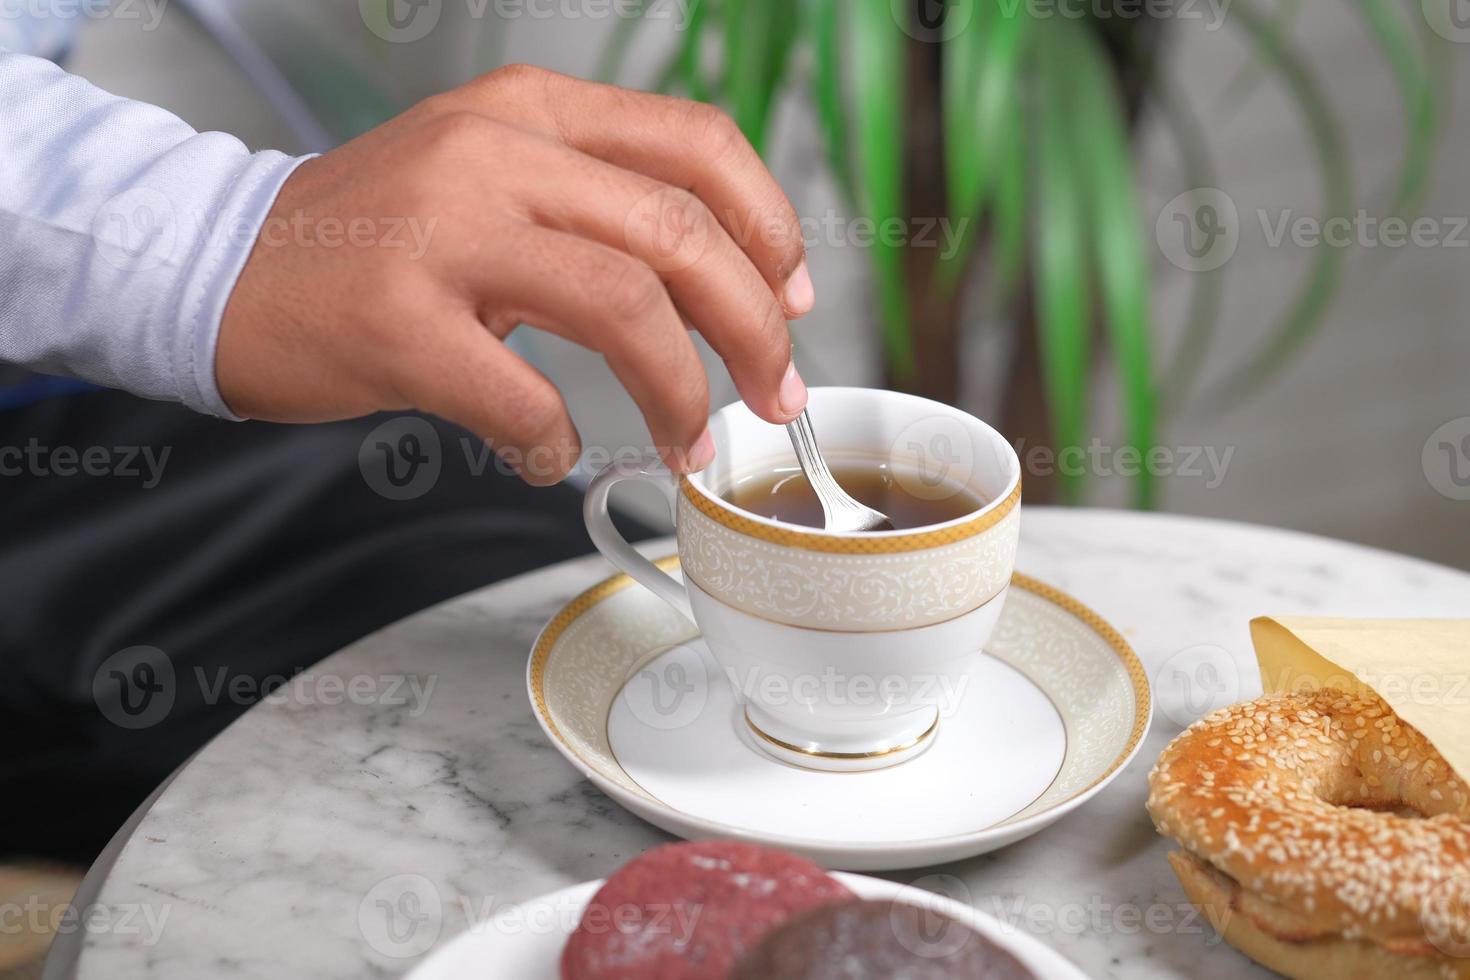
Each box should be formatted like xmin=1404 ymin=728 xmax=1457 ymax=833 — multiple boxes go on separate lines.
xmin=528 ymin=558 xmax=1150 ymax=871
xmin=406 ymin=872 xmax=1089 ymax=980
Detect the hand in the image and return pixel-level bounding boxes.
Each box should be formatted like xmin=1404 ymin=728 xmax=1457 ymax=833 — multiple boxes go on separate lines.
xmin=218 ymin=64 xmax=813 ymax=485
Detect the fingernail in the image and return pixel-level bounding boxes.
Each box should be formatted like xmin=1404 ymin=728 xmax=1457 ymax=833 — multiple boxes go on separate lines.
xmin=778 ymin=362 xmax=808 ymax=418
xmin=686 ymin=427 xmax=716 ymax=472
xmin=782 ymin=260 xmax=815 ymax=317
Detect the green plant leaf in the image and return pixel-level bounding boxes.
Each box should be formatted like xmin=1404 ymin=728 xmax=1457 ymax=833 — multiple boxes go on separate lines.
xmin=1213 ymin=0 xmax=1301 ymax=120
xmin=992 ymin=86 xmax=1029 ymax=305
xmin=1032 ymin=25 xmax=1090 ymax=504
xmin=1209 ymin=0 xmax=1351 ymax=405
xmin=809 ymin=0 xmax=854 ymax=204
xmin=1351 ymin=0 xmax=1435 ymax=214
xmin=1420 ymin=0 xmax=1455 ymax=104
xmin=851 ymin=0 xmax=912 ymax=381
xmin=939 ymin=0 xmax=1029 ymax=292
xmin=1065 ymin=22 xmax=1158 ymax=510
xmin=653 ymin=0 xmax=711 ymax=98
xmin=721 ymin=0 xmax=799 ymax=154
xmin=258 ymin=24 xmax=399 ymax=141
xmin=941 ymin=0 xmax=985 ymax=229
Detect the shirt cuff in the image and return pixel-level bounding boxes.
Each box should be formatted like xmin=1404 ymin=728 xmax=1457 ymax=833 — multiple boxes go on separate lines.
xmin=172 ymin=150 xmax=314 ymax=420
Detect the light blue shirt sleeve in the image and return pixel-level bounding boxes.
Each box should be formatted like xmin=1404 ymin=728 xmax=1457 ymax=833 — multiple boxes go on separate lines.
xmin=0 ymin=47 xmax=311 ymax=417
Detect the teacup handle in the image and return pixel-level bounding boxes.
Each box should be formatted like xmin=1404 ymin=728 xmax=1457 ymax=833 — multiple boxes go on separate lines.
xmin=583 ymin=452 xmax=694 ymax=623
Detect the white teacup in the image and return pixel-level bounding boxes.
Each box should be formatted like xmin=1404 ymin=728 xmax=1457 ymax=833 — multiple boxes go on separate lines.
xmin=585 ymin=387 xmax=1022 ymax=772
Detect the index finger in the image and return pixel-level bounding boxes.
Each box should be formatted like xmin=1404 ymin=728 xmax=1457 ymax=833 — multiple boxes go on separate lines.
xmin=464 ymin=65 xmax=815 ymax=319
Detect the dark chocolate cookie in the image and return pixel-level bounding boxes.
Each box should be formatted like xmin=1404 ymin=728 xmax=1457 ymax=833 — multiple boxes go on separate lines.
xmin=729 ymin=897 xmax=1034 ymax=979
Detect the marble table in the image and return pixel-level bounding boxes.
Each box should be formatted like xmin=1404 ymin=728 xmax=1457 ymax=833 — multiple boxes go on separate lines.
xmin=54 ymin=508 xmax=1470 ymax=980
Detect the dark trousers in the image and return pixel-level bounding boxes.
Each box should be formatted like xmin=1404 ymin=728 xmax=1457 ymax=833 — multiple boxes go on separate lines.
xmin=0 ymin=390 xmax=631 ymax=862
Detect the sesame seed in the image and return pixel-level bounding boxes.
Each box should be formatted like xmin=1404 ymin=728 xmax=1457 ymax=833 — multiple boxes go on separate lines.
xmin=1145 ymin=687 xmax=1470 ymax=953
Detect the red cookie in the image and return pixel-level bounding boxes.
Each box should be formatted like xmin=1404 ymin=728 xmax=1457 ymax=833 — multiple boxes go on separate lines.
xmin=561 ymin=841 xmax=854 ymax=980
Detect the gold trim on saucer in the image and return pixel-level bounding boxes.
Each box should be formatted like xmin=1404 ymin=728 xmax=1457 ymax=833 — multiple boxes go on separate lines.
xmin=678 ymin=479 xmax=1022 ymax=554
xmin=1005 ymin=571 xmax=1152 ymax=811
xmin=528 ymin=555 xmax=683 ymax=766
xmin=528 ymin=557 xmax=1151 ymax=830
xmin=744 ymin=708 xmax=938 ymax=760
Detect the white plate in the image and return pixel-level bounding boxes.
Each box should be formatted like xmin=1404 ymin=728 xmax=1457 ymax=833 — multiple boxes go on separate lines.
xmin=407 ymin=872 xmax=1089 ymax=980
xmin=528 ymin=559 xmax=1150 ymax=871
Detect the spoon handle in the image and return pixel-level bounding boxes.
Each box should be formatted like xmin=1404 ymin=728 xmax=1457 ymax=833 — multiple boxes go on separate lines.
xmin=787 ymin=410 xmax=841 ymax=524
xmin=785 ymin=411 xmax=895 ymax=533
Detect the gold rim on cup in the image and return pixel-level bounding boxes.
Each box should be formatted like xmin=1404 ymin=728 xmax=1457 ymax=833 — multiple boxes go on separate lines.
xmin=677 ymin=479 xmax=1023 ymax=555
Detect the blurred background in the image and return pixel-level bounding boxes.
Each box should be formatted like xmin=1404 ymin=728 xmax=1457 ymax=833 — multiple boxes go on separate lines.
xmin=59 ymin=0 xmax=1470 ymax=567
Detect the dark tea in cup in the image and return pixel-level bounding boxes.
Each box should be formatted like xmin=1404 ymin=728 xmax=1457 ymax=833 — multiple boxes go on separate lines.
xmin=721 ymin=458 xmax=987 ymax=531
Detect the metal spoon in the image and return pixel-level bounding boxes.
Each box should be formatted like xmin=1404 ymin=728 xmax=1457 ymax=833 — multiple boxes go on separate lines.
xmin=785 ymin=410 xmax=896 ymax=533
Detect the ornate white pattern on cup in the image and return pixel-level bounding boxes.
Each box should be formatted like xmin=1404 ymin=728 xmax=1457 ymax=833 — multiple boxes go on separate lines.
xmin=676 ymin=494 xmax=1020 ymax=630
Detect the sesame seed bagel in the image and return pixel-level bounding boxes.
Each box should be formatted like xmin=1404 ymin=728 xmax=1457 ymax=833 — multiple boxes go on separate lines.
xmin=1147 ymin=689 xmax=1470 ymax=976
